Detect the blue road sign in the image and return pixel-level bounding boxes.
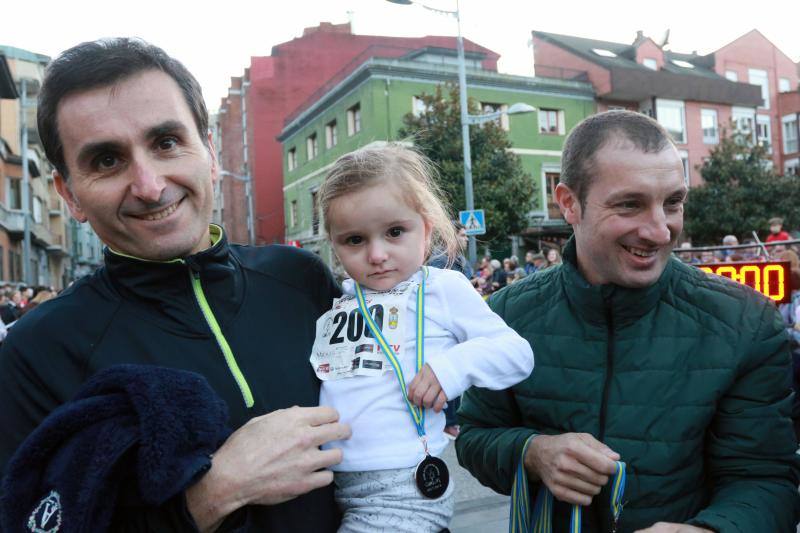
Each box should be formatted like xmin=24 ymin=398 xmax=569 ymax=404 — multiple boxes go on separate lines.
xmin=459 ymin=209 xmax=486 ymax=236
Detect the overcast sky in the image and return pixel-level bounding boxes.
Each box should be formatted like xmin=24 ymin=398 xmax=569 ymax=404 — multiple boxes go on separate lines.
xmin=3 ymin=0 xmax=798 ymax=111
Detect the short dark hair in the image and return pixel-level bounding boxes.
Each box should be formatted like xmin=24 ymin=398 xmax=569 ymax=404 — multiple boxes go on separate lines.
xmin=561 ymin=110 xmax=675 ymax=210
xmin=37 ymin=37 xmax=208 ymax=179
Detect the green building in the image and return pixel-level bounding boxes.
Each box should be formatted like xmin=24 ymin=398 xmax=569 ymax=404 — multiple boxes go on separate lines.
xmin=278 ymin=47 xmax=595 ymax=269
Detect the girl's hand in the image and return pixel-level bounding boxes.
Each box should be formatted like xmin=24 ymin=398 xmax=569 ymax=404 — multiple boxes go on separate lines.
xmin=407 ymin=364 xmax=448 ymax=412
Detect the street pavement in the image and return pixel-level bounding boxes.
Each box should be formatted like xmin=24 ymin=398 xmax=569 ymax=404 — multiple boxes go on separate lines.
xmin=441 ymin=440 xmax=510 ymax=532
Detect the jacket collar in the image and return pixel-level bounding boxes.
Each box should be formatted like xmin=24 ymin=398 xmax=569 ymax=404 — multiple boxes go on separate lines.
xmin=559 ymin=237 xmax=673 ymax=327
xmin=102 ymin=225 xmax=243 ymax=332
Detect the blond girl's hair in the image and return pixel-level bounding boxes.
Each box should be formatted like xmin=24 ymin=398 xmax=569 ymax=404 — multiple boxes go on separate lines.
xmin=319 ymin=143 xmax=460 ymax=265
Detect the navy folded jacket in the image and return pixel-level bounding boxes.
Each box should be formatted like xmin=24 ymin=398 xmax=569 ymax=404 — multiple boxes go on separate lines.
xmin=1 ymin=364 xmax=231 ymax=533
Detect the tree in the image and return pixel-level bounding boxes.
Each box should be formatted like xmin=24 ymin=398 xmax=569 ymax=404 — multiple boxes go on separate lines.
xmin=684 ymin=130 xmax=800 ymax=244
xmin=397 ymin=85 xmax=535 ymax=252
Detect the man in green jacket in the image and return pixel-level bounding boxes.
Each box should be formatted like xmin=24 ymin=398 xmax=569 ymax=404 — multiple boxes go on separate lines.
xmin=456 ymin=111 xmax=800 ymax=532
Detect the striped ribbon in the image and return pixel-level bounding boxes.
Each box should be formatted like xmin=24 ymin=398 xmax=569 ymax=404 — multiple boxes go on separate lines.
xmin=510 ymin=435 xmax=626 ymax=533
xmin=353 ymin=267 xmax=428 ymax=438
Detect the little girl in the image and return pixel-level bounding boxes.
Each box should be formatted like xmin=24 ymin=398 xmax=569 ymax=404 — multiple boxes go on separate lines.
xmin=310 ymin=144 xmax=534 ymax=532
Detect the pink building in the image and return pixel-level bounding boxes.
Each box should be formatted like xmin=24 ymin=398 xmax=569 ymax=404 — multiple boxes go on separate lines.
xmin=713 ymin=30 xmax=799 ymax=174
xmin=218 ymin=22 xmax=498 ymax=245
xmin=531 ymin=30 xmax=772 ymax=186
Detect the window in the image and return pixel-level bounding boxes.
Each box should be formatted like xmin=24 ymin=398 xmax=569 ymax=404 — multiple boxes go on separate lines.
xmin=592 ymin=48 xmax=617 ymax=58
xmin=290 ymin=199 xmax=298 ymax=228
xmin=725 ymin=70 xmax=738 ymax=82
xmin=678 ymin=150 xmax=690 ymax=186
xmin=347 ymin=103 xmax=361 ymax=136
xmin=701 ymin=109 xmax=719 ymax=144
xmin=732 ymin=107 xmax=756 ymax=145
xmin=325 ymin=120 xmax=337 ymax=149
xmin=671 ymin=59 xmax=695 ymax=69
xmin=306 ymin=133 xmax=318 ymax=161
xmin=656 ymin=99 xmax=686 ymax=144
xmin=748 ymin=69 xmax=770 ymax=109
xmin=538 ymin=109 xmax=564 ymax=135
xmin=756 ymin=115 xmax=772 ymax=153
xmin=481 ymin=102 xmax=509 ymax=130
xmin=9 ymin=250 xmax=21 ymax=282
xmin=412 ymin=96 xmax=429 ymax=118
xmin=642 ymin=58 xmax=658 ymax=70
xmin=287 ymin=147 xmax=297 ymax=171
xmin=33 ymin=197 xmax=43 ymax=224
xmin=779 ymin=78 xmax=791 ymax=93
xmin=6 ymin=177 xmax=22 ymax=210
xmin=783 ymin=114 xmax=799 ymax=154
xmin=0 ymin=245 xmax=4 ymax=281
xmin=785 ymin=158 xmax=799 ymax=177
xmin=311 ymin=190 xmax=320 ymax=236
xmin=545 ymin=172 xmax=562 ymax=220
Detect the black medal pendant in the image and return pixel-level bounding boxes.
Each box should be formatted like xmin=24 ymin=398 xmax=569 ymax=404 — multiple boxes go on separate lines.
xmin=414 ymin=454 xmax=449 ymax=499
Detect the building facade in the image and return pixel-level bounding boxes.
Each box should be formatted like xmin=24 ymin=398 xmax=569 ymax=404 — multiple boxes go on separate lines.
xmin=218 ymin=22 xmax=501 ymax=246
xmin=531 ymin=30 xmax=768 ymax=187
xmin=712 ymin=30 xmax=799 ymax=174
xmin=0 ymin=45 xmax=102 ymax=289
xmin=278 ymin=47 xmax=595 ymax=270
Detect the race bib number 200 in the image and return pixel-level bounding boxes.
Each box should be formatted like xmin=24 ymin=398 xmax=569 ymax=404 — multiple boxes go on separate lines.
xmin=310 ymin=281 xmax=414 ymax=380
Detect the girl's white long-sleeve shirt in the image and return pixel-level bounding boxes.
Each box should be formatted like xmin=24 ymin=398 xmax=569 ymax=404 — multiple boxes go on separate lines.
xmin=319 ymin=267 xmax=534 ymax=472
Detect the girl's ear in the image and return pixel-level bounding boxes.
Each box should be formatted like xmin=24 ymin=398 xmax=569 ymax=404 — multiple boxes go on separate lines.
xmin=424 ymin=219 xmax=434 ymax=251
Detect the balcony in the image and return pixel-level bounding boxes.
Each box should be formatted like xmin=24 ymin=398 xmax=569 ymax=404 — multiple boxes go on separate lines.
xmin=0 ymin=203 xmax=25 ymax=234
xmin=47 ymin=233 xmax=70 ymax=257
xmin=32 ymin=221 xmax=54 ymax=247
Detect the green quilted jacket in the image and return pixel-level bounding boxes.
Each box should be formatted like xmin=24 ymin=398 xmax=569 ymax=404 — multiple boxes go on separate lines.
xmin=456 ymin=239 xmax=800 ymax=532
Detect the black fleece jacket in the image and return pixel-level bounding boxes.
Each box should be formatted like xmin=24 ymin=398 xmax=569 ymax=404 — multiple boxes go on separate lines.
xmin=0 ymin=227 xmax=341 ymax=532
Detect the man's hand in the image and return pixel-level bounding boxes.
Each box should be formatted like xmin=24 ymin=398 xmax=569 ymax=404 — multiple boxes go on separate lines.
xmin=523 ymin=433 xmax=619 ymax=506
xmin=185 ymin=406 xmax=350 ymax=532
xmin=407 ymin=363 xmax=447 ymax=412
xmin=635 ymin=523 xmax=714 ymax=533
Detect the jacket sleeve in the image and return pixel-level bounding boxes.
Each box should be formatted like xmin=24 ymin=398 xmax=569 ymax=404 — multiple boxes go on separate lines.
xmin=0 ymin=336 xmax=60 ymax=478
xmin=426 ymin=270 xmax=534 ymax=400
xmin=110 ymin=493 xmax=249 ymax=532
xmin=455 ymin=287 xmax=538 ymax=495
xmin=688 ymin=300 xmax=800 ymax=532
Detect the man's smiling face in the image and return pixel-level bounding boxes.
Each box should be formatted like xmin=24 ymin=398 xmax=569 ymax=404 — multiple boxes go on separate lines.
xmin=557 ymin=139 xmax=687 ymax=288
xmin=54 ymin=69 xmax=217 ymax=260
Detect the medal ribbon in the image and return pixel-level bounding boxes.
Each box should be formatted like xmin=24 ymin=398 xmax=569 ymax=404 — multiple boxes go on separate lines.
xmin=509 ymin=435 xmax=626 ymax=533
xmin=354 ymin=267 xmax=428 ymax=438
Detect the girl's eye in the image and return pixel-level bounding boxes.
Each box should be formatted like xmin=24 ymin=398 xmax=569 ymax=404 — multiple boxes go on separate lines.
xmin=388 ymin=227 xmax=404 ymax=238
xmin=345 ymin=235 xmax=363 ymax=245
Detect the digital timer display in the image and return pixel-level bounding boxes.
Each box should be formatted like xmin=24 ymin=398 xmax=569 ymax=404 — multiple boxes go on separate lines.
xmin=696 ymin=261 xmax=791 ymax=304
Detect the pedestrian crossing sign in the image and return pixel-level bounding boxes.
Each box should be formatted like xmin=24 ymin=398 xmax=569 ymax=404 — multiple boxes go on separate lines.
xmin=459 ymin=209 xmax=486 ymax=236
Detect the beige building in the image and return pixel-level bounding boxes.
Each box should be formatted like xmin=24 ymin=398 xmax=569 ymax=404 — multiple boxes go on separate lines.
xmin=0 ymin=45 xmax=103 ymax=289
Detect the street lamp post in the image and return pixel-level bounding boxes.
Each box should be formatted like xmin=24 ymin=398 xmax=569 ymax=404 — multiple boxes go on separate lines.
xmin=18 ymin=78 xmax=39 ymax=286
xmin=386 ymin=0 xmax=535 ymax=266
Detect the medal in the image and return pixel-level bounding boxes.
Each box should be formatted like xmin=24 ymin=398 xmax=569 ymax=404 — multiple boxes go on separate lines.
xmin=356 ymin=267 xmax=450 ymax=499
xmin=414 ymin=454 xmax=449 ymax=499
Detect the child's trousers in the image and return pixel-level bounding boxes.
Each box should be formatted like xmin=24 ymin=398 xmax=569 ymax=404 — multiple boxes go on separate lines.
xmin=335 ymin=466 xmax=455 ymax=533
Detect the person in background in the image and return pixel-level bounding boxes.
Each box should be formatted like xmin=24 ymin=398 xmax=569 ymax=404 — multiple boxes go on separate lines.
xmin=490 ymin=259 xmax=507 ymax=291
xmin=524 ymin=251 xmax=541 ymax=276
xmin=768 ymin=217 xmax=791 ymax=243
xmin=545 ymin=247 xmax=562 ymax=268
xmin=721 ymin=234 xmax=741 ymax=262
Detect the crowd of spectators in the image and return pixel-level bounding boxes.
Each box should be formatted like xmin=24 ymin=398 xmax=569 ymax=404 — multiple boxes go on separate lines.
xmin=468 ymin=246 xmax=564 ymax=297
xmin=0 ymin=285 xmax=58 ymax=342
